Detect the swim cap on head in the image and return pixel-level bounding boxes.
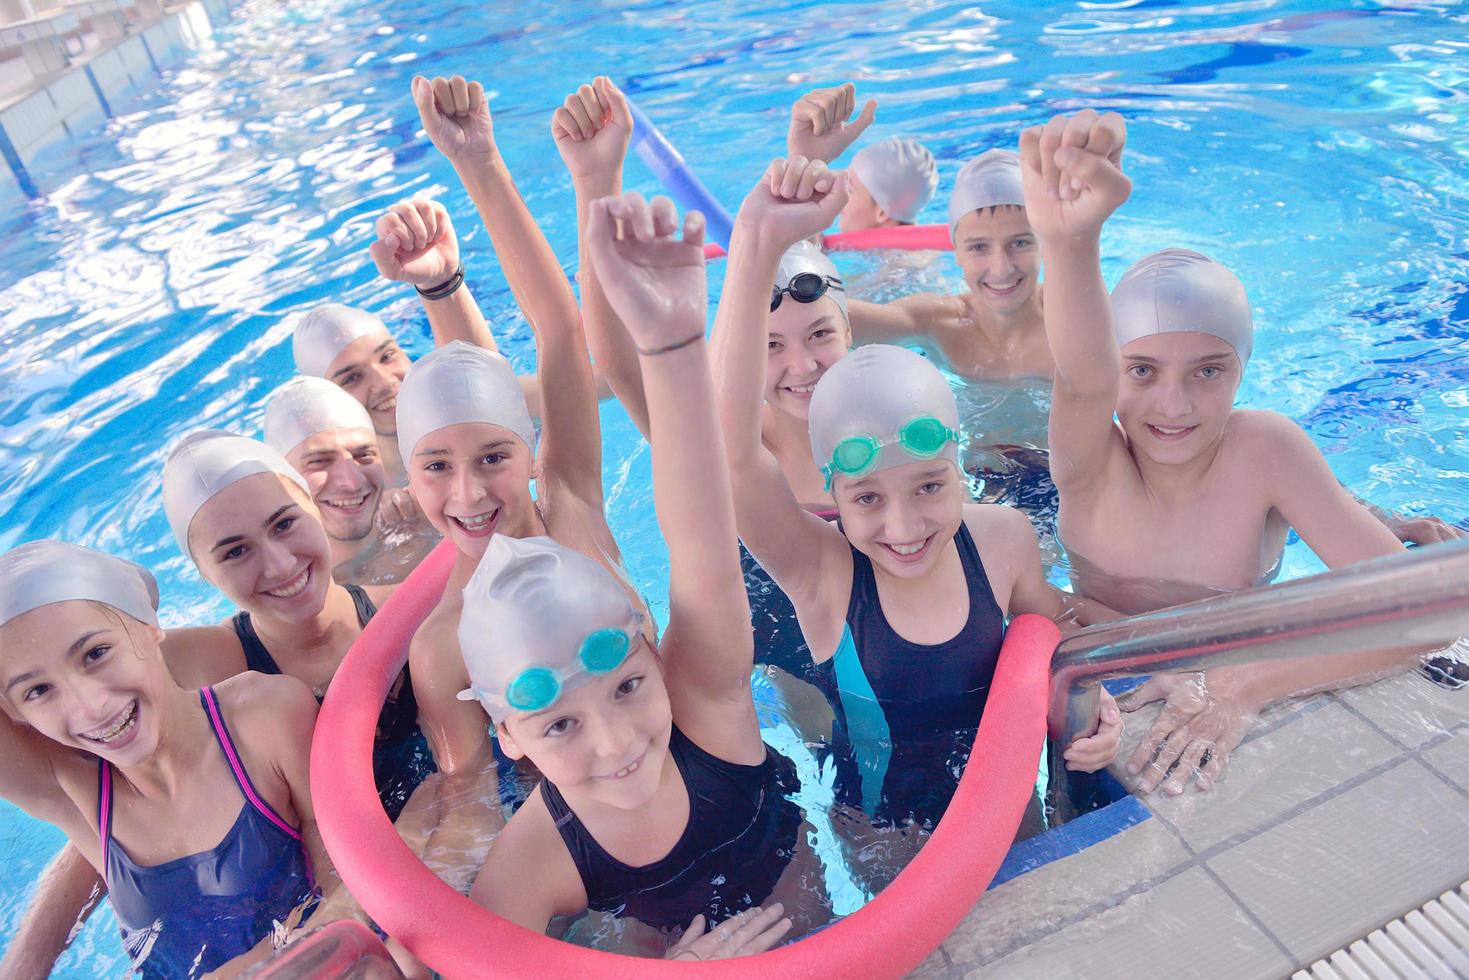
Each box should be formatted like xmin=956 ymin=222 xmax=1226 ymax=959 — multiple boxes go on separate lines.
xmin=808 ymin=344 xmax=961 ymax=488
xmin=0 ymin=541 xmax=159 ymax=629
xmin=162 ymin=430 xmax=311 ymax=557
xmin=263 ymin=377 xmax=376 ymax=457
xmin=456 ymin=535 xmax=641 ymax=723
xmin=396 ymin=341 xmax=536 ymax=462
xmin=1111 ymin=248 xmax=1253 ymax=368
xmin=776 ymin=240 xmax=848 ymax=321
xmin=948 ymin=149 xmax=1026 ymax=242
xmin=291 ymin=304 xmax=393 ymax=379
xmin=851 ymin=137 xmax=939 ymax=223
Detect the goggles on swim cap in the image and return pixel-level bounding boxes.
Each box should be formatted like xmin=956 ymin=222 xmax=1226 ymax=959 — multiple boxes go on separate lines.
xmin=771 ymin=273 xmax=845 ymax=314
xmin=823 ymin=415 xmax=959 ymax=490
xmin=457 ymin=612 xmax=643 ymax=715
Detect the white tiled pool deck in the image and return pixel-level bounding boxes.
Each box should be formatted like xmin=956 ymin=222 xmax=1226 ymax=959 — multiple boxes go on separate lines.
xmin=917 ymin=670 xmax=1469 ymax=978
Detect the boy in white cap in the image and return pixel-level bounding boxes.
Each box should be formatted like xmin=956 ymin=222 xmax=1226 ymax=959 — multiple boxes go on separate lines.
xmin=263 ymin=376 xmax=439 ymax=586
xmin=1023 ymin=108 xmax=1426 ymax=796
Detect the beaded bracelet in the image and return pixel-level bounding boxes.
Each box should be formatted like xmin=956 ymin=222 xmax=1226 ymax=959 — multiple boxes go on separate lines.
xmin=416 ymin=265 xmax=465 ymax=301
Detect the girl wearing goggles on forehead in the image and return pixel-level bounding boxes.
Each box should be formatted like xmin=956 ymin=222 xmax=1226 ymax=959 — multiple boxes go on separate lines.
xmin=709 ymin=156 xmax=1123 ymax=832
xmin=461 ymin=196 xmax=830 ymax=960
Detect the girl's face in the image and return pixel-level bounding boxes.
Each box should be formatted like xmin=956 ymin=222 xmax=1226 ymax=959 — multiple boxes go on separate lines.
xmin=766 ymin=298 xmax=850 ymax=420
xmin=2 ymin=601 xmax=170 ymax=768
xmin=832 ymin=458 xmax=966 ymax=579
xmin=286 ymin=428 xmax=386 ymax=544
xmin=406 ymin=422 xmax=535 ymax=562
xmin=1114 ymin=332 xmax=1242 ymax=467
xmin=498 ymin=644 xmax=672 ymax=811
xmin=326 ymin=334 xmax=410 ymax=436
xmin=188 ymin=473 xmax=334 ymax=623
xmin=952 ymin=206 xmax=1040 ymax=316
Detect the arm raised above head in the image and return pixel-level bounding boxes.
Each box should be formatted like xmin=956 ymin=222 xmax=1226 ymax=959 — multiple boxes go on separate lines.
xmin=1019 ymin=110 xmax=1132 ymax=492
xmin=413 ymin=75 xmax=604 ymax=507
xmin=786 ymin=83 xmax=877 ymax=164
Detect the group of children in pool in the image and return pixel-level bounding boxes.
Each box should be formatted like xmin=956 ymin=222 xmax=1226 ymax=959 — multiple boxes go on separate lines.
xmin=2 ymin=74 xmax=1459 ymax=977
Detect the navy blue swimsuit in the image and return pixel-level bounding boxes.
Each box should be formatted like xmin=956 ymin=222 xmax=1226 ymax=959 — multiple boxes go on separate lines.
xmin=540 ymin=726 xmax=802 ymax=932
xmin=230 ymin=584 xmax=436 ymax=820
xmin=820 ymin=521 xmax=1005 ymax=827
xmin=99 ymin=687 xmax=316 ymax=978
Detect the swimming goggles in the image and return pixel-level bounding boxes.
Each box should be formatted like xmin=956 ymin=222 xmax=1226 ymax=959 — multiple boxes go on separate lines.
xmin=771 ymin=272 xmax=845 ymax=313
xmin=458 ymin=613 xmax=643 ymax=715
xmin=822 ymin=415 xmax=959 ymax=489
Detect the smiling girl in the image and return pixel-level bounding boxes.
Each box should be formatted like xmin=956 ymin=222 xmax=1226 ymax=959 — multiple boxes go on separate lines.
xmin=0 ymin=541 xmax=349 ymax=977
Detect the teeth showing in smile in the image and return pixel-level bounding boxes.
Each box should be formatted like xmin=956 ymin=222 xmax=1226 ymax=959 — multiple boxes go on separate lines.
xmin=1149 ymin=424 xmax=1192 ymax=436
xmin=81 ymin=701 xmax=137 ymax=743
xmin=785 ymin=383 xmax=816 ymax=394
xmin=265 ymin=567 xmax=311 ymax=598
xmin=606 ymin=757 xmax=642 ymax=779
xmin=984 ymin=279 xmax=1021 ymax=293
xmin=323 ymin=494 xmax=368 ymax=510
xmin=453 ymin=510 xmax=497 ymax=530
xmin=890 ymin=541 xmax=926 ymax=556
xmin=374 ymin=397 xmax=397 ymax=413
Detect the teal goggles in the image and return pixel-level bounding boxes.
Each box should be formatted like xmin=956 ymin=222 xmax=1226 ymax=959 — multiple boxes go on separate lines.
xmin=822 ymin=415 xmax=959 ymax=490
xmin=459 ymin=614 xmax=643 ymax=715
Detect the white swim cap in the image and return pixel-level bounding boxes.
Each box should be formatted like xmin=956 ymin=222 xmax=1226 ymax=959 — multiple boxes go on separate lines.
xmin=0 ymin=541 xmax=159 ymax=629
xmin=396 ymin=341 xmax=536 ymax=463
xmin=162 ymin=430 xmax=311 ymax=558
xmin=456 ymin=535 xmax=642 ymax=724
xmin=291 ymin=304 xmax=393 ymax=379
xmin=263 ymin=377 xmax=376 ymax=457
xmin=851 ymin=137 xmax=938 ymax=223
xmin=776 ymin=240 xmax=848 ymax=322
xmin=808 ymin=344 xmax=961 ymax=489
xmin=948 ymin=149 xmax=1026 ymax=242
xmin=1111 ymin=248 xmax=1253 ymax=368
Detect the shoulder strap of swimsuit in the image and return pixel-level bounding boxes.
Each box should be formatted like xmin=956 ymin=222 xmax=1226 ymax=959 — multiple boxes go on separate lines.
xmin=96 ymin=759 xmax=113 ymax=871
xmin=344 ymin=583 xmax=376 ymax=627
xmin=953 ymin=520 xmax=1000 ymax=614
xmin=198 ymin=687 xmax=301 ymax=841
xmin=230 ymin=611 xmax=283 ymax=675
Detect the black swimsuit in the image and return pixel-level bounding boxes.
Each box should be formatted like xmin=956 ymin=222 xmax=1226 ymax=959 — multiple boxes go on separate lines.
xmin=820 ymin=521 xmax=1005 ymax=827
xmin=230 ymin=584 xmax=436 ymax=820
xmin=540 ymin=726 xmax=802 ymax=932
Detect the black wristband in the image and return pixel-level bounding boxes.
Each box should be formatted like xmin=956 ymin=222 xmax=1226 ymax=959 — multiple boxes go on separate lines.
xmin=416 ymin=265 xmax=465 ymax=301
xmin=635 ymin=332 xmax=705 ymax=357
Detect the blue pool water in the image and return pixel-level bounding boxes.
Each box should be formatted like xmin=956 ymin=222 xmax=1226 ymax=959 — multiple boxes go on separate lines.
xmin=2 ymin=0 xmax=1467 ymax=973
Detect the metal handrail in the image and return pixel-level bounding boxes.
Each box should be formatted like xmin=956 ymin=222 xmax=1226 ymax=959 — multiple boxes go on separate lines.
xmin=1049 ymin=538 xmax=1469 ymax=747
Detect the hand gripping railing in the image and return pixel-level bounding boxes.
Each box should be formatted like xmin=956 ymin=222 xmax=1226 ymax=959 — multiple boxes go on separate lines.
xmin=1049 ymin=538 xmax=1469 ymax=748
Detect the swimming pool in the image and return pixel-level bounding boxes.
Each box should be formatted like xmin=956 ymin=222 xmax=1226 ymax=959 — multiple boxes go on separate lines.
xmin=2 ymin=0 xmax=1466 ymax=973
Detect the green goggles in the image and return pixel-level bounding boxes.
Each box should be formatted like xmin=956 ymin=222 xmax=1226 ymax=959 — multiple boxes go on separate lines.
xmin=822 ymin=415 xmax=959 ymax=490
xmin=459 ymin=614 xmax=642 ymax=715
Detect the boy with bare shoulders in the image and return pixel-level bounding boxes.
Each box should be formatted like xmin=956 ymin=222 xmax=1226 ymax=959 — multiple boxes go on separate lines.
xmin=1023 ymin=107 xmax=1429 ymax=794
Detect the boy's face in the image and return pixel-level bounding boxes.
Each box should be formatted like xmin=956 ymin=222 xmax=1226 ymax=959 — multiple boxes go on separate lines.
xmin=406 ymin=422 xmax=535 ymax=562
xmin=1115 ymin=332 xmax=1242 ymax=466
xmin=498 ymin=643 xmax=673 ymax=811
xmin=953 ymin=206 xmax=1040 ymax=317
xmin=832 ymin=459 xmax=966 ymax=580
xmin=287 ymin=428 xmax=386 ymax=543
xmin=838 ymin=170 xmax=889 ymax=233
xmin=327 ymin=333 xmax=410 ymax=436
xmin=766 ymin=300 xmax=850 ymax=420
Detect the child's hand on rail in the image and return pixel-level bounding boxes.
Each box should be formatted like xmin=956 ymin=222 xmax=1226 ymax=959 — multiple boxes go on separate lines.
xmin=1061 ymin=688 xmax=1123 ymax=772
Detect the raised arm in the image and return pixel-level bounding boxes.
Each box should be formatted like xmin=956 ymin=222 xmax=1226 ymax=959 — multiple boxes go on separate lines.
xmin=786 ymin=83 xmax=877 ymax=164
xmin=847 ymin=293 xmax=949 ymax=346
xmin=1018 ymin=110 xmax=1131 ymax=492
xmin=554 ymin=77 xmax=652 ymax=437
xmin=585 ymin=194 xmax=759 ymax=759
xmin=369 ymin=197 xmax=496 ymax=350
xmin=412 ymin=75 xmax=603 ymax=505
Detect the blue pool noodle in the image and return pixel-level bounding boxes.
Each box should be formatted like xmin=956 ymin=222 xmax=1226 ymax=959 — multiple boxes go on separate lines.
xmin=627 ymin=97 xmax=736 ymax=250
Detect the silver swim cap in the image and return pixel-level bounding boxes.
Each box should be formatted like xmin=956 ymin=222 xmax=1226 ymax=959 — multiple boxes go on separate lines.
xmin=948 ymin=149 xmax=1026 ymax=242
xmin=396 ymin=341 xmax=536 ymax=463
xmin=851 ymin=137 xmax=938 ymax=223
xmin=291 ymin=304 xmax=393 ymax=379
xmin=456 ymin=535 xmax=642 ymax=724
xmin=0 ymin=541 xmax=159 ymax=629
xmin=808 ymin=344 xmax=961 ymax=489
xmin=162 ymin=430 xmax=311 ymax=558
xmin=776 ymin=240 xmax=848 ymax=322
xmin=1111 ymin=248 xmax=1253 ymax=368
xmin=263 ymin=377 xmax=376 ymax=457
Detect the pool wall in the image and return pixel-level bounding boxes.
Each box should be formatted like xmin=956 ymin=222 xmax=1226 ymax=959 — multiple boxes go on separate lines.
xmin=0 ymin=0 xmax=231 ymax=198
